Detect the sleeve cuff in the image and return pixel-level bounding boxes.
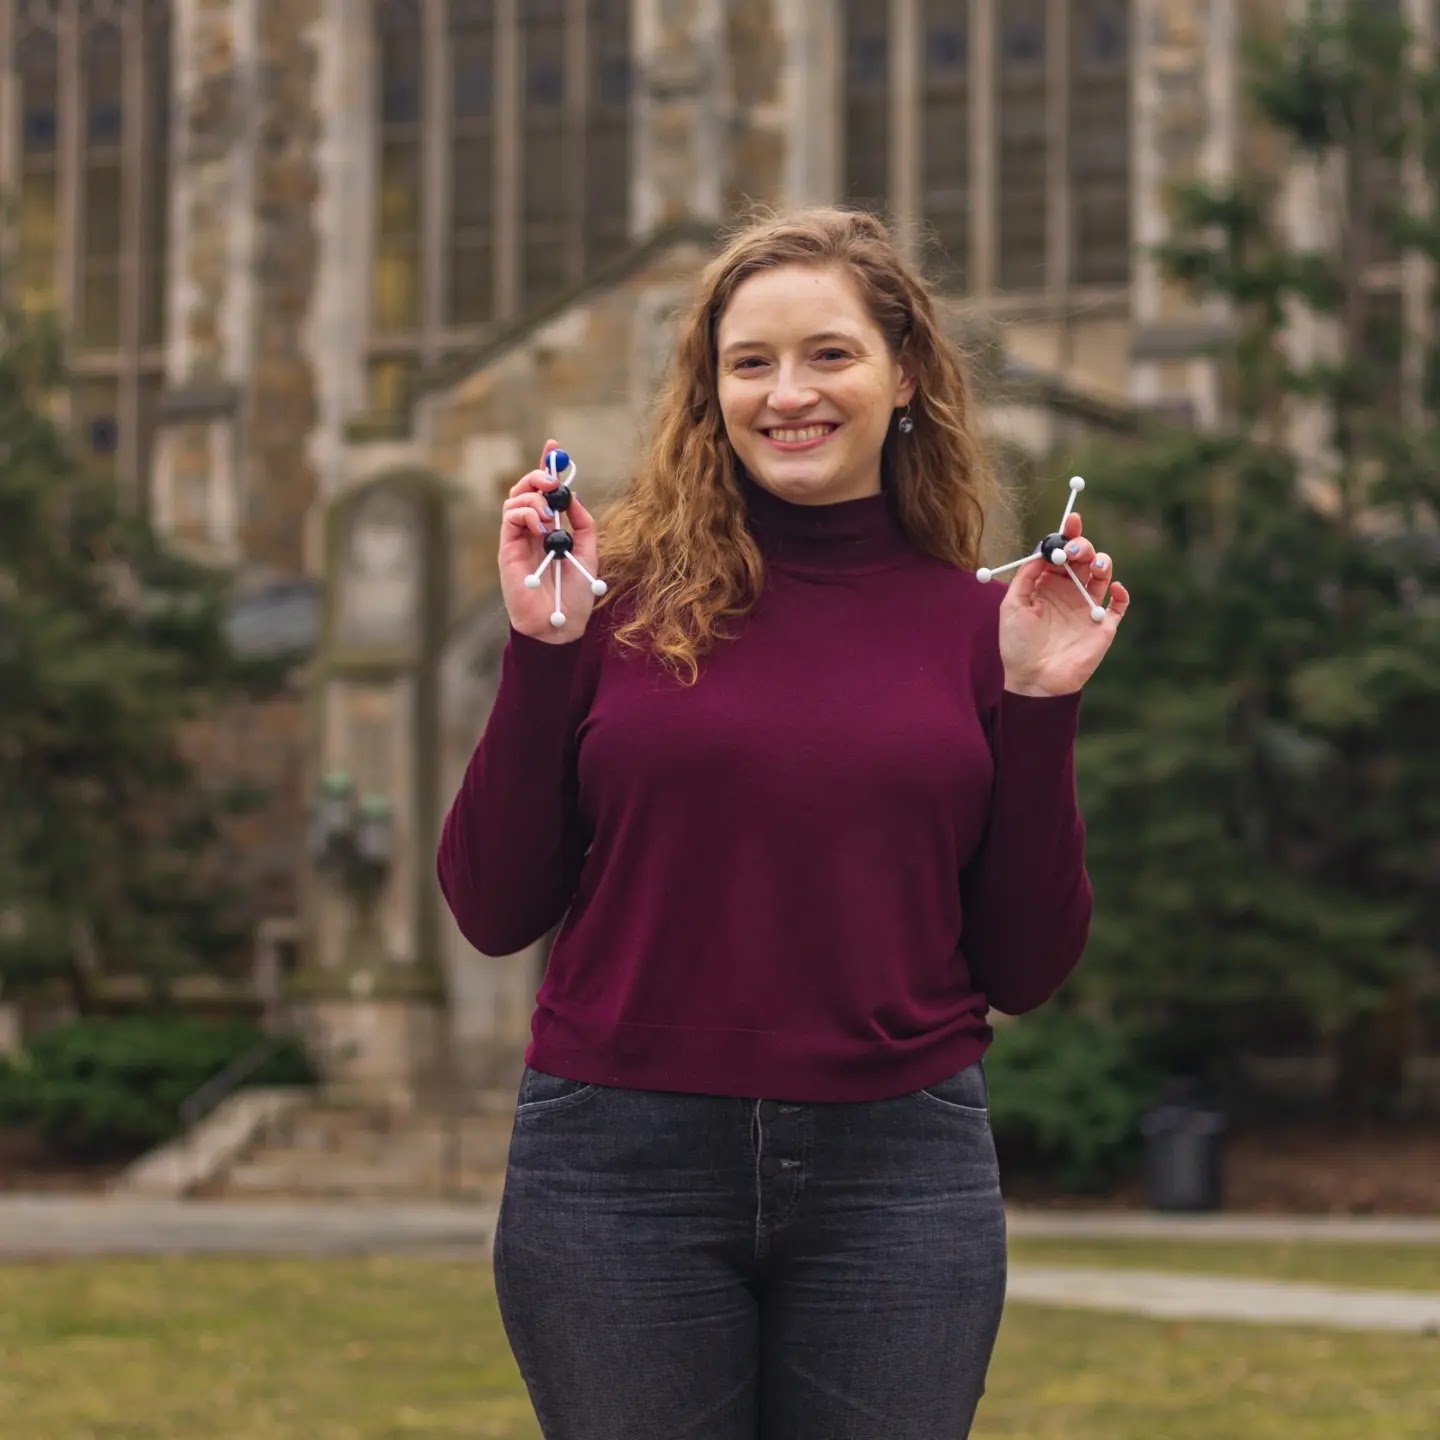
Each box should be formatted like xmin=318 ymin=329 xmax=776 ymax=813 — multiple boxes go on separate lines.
xmin=497 ymin=625 xmax=587 ymax=712
xmin=999 ymin=687 xmax=1083 ymax=745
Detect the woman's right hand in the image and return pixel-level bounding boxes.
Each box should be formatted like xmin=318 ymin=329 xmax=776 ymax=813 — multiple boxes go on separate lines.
xmin=499 ymin=439 xmax=603 ymax=645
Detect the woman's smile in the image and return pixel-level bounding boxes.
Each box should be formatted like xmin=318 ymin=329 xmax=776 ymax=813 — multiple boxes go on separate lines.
xmin=763 ymin=423 xmax=840 ymax=450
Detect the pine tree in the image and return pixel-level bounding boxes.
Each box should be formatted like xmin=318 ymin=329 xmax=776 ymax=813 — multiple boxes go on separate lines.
xmin=0 ymin=305 xmax=274 ymax=1011
xmin=1068 ymin=1 xmax=1440 ymax=1107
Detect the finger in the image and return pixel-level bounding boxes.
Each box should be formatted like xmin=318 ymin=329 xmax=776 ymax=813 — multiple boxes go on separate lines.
xmin=541 ymin=437 xmax=559 ymax=463
xmin=501 ymin=505 xmax=547 ymax=539
xmin=504 ymin=492 xmax=555 ymax=519
xmin=1105 ymin=580 xmax=1130 ymax=623
xmin=502 ymin=494 xmax=553 ymax=535
xmin=1062 ymin=535 xmax=1096 ymax=569
xmin=1086 ymin=552 xmax=1112 ymax=598
xmin=567 ymin=491 xmax=596 ymax=535
xmin=1063 ymin=510 xmax=1083 ymax=539
xmin=508 ymin=466 xmax=559 ymax=500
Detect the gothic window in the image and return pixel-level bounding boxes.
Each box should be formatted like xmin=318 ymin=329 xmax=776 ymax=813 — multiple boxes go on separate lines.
xmin=922 ymin=0 xmax=970 ymax=285
xmin=374 ymin=0 xmax=423 ymax=336
xmin=584 ymin=0 xmax=630 ymax=267
xmin=842 ymin=0 xmax=890 ymax=216
xmin=79 ymin=15 xmax=123 ymax=349
xmin=4 ymin=1 xmax=172 ymax=496
xmin=1070 ymin=0 xmax=1131 ymax=284
xmin=449 ymin=0 xmax=495 ymax=326
xmin=839 ymin=0 xmax=1134 ymax=300
xmin=996 ymin=0 xmax=1049 ymax=290
xmin=142 ymin=0 xmax=169 ymax=348
xmin=16 ymin=8 xmax=59 ymax=319
xmin=369 ymin=0 xmax=635 ymax=417
xmin=521 ymin=0 xmax=568 ymax=307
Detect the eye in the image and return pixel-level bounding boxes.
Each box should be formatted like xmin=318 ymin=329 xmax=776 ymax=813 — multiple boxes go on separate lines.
xmin=815 ymin=348 xmax=851 ymax=363
xmin=731 ymin=356 xmax=768 ymax=371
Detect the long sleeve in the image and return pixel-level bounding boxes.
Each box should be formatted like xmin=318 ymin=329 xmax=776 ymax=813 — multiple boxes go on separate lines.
xmin=960 ymin=690 xmax=1093 ymax=1015
xmin=436 ymin=626 xmax=595 ymax=956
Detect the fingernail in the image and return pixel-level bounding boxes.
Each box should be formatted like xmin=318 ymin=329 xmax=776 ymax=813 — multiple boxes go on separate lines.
xmin=544 ymin=504 xmax=555 ymax=516
xmin=1094 ymin=556 xmax=1108 ymax=570
xmin=1066 ymin=542 xmax=1080 ymax=556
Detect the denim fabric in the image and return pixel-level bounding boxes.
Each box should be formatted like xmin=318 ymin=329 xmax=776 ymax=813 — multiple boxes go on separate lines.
xmin=492 ymin=1061 xmax=1007 ymax=1439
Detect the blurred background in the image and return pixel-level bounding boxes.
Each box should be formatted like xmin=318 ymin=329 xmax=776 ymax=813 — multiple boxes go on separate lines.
xmin=1 ymin=3 xmax=1439 ymax=1435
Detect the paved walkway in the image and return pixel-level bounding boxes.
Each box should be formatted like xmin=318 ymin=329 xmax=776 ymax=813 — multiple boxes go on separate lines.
xmin=1006 ymin=1209 xmax=1440 ymax=1243
xmin=1006 ymin=1266 xmax=1440 ymax=1334
xmin=2 ymin=1196 xmax=1438 ymax=1334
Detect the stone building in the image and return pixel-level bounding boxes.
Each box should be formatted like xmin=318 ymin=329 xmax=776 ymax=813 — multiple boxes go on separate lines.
xmin=3 ymin=0 xmax=1423 ymax=1101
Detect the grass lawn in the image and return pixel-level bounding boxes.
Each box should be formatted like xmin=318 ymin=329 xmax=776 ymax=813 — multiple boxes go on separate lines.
xmin=1009 ymin=1236 xmax=1440 ymax=1294
xmin=0 ymin=1254 xmax=1435 ymax=1439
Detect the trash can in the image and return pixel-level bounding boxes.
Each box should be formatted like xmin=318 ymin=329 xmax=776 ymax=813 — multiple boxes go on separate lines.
xmin=1140 ymin=1096 xmax=1227 ymax=1212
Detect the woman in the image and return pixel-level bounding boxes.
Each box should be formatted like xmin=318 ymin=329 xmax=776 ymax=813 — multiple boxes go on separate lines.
xmin=438 ymin=207 xmax=1129 ymax=1440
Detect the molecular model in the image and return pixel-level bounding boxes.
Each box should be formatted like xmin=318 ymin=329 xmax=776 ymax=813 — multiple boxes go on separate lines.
xmin=976 ymin=475 xmax=1106 ymax=623
xmin=523 ymin=447 xmax=608 ymax=627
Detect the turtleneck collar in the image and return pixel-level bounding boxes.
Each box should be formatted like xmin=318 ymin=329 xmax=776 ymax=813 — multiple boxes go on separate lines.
xmin=739 ymin=471 xmax=913 ymax=573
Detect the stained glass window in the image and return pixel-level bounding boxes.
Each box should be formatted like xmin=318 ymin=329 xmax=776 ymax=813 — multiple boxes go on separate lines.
xmin=1070 ymin=0 xmax=1131 ymax=284
xmin=842 ymin=0 xmax=891 ymax=216
xmin=997 ymin=0 xmax=1048 ymax=290
xmin=374 ymin=0 xmax=424 ymax=334
xmin=923 ymin=0 xmax=970 ymax=285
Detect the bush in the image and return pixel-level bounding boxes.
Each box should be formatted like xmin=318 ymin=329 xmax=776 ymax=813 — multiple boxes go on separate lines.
xmin=0 ymin=1015 xmax=316 ymax=1158
xmin=985 ymin=1008 xmax=1161 ymax=1193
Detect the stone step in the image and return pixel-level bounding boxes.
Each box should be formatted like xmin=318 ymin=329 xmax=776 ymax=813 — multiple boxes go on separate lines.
xmin=208 ymin=1098 xmax=518 ymax=1200
xmin=219 ymin=1153 xmax=508 ymax=1201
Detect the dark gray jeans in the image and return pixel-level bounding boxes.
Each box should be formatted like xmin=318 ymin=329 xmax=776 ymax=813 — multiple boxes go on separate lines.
xmin=492 ymin=1060 xmax=1007 ymax=1439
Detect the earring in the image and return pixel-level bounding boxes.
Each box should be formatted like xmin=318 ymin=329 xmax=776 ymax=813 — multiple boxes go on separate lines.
xmin=898 ymin=404 xmax=915 ymax=435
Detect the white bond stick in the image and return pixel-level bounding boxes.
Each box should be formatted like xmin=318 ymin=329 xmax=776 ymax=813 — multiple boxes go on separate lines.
xmin=567 ymin=552 xmax=608 ymax=595
xmin=1060 ymin=475 xmax=1085 ymax=527
xmin=1061 ymin=560 xmax=1107 ymax=622
xmin=975 ymin=551 xmax=1041 ymax=583
xmin=524 ymin=551 xmax=556 ymax=589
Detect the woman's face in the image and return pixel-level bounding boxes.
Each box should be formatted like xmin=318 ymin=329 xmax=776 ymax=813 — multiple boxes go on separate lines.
xmin=715 ymin=263 xmax=915 ymax=507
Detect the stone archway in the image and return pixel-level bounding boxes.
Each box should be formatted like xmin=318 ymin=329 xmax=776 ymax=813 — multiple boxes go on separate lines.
xmin=434 ymin=593 xmax=552 ymax=1092
xmin=290 ymin=466 xmax=453 ymax=1108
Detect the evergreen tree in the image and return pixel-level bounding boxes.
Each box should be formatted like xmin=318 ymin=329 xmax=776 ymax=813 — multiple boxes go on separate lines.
xmin=0 ymin=306 xmax=275 ymax=1011
xmin=1067 ymin=1 xmax=1440 ymax=1106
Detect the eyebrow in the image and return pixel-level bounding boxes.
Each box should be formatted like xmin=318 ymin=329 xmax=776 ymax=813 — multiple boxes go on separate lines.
xmin=720 ymin=330 xmax=865 ymax=357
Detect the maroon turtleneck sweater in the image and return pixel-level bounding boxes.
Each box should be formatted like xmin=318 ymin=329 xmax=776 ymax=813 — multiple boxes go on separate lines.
xmin=437 ymin=476 xmax=1092 ymax=1102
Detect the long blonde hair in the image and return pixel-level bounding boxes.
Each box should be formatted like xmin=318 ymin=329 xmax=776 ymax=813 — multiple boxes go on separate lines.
xmin=597 ymin=206 xmax=996 ymax=683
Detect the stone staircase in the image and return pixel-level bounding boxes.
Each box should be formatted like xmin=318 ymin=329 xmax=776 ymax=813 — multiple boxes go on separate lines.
xmin=200 ymin=1092 xmax=519 ymax=1202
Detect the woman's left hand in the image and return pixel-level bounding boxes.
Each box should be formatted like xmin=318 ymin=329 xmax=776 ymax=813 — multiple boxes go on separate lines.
xmin=997 ymin=510 xmax=1130 ymax=697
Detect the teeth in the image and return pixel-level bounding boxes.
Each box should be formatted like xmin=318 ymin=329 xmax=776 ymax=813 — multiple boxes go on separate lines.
xmin=769 ymin=425 xmax=833 ymax=443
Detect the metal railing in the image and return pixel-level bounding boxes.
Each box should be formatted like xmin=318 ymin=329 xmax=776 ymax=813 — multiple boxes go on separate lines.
xmin=177 ymin=1034 xmax=292 ymax=1133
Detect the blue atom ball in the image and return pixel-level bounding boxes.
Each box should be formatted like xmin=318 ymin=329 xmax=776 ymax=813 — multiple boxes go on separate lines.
xmin=549 ymin=448 xmax=570 ymax=475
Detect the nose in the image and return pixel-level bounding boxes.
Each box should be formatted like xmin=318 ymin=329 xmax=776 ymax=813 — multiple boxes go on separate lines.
xmin=768 ymin=364 xmax=819 ymax=416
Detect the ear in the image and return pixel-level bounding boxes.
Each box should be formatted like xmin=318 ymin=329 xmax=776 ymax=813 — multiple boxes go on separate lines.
xmin=894 ymin=361 xmax=917 ymax=410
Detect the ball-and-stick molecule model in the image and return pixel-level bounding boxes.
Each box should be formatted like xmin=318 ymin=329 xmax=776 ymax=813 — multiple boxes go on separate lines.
xmin=976 ymin=476 xmax=1106 ymax=623
xmin=522 ymin=447 xmax=608 ymax=627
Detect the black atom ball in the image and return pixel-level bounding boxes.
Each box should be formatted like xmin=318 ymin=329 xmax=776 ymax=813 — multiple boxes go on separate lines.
xmin=548 ymin=484 xmax=574 ymax=512
xmin=1039 ymin=532 xmax=1068 ymax=563
xmin=543 ymin=528 xmax=574 ymax=556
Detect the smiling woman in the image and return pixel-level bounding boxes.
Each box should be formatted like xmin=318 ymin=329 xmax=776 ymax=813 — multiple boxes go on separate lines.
xmin=438 ymin=205 xmax=1130 ymax=1440
xmin=716 ymin=266 xmax=915 ymax=506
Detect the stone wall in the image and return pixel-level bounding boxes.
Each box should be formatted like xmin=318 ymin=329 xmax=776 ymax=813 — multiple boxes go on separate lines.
xmin=723 ymin=0 xmax=786 ymax=210
xmin=1130 ymin=0 xmax=1239 ymax=425
xmin=243 ymin=0 xmax=321 ymax=574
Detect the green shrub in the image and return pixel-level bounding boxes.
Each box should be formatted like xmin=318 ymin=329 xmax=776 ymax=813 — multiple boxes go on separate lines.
xmin=985 ymin=1008 xmax=1161 ymax=1193
xmin=0 ymin=1015 xmax=316 ymax=1158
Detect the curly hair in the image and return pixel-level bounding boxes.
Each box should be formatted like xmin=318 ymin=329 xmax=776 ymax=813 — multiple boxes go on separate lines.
xmin=596 ymin=205 xmax=996 ymax=683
